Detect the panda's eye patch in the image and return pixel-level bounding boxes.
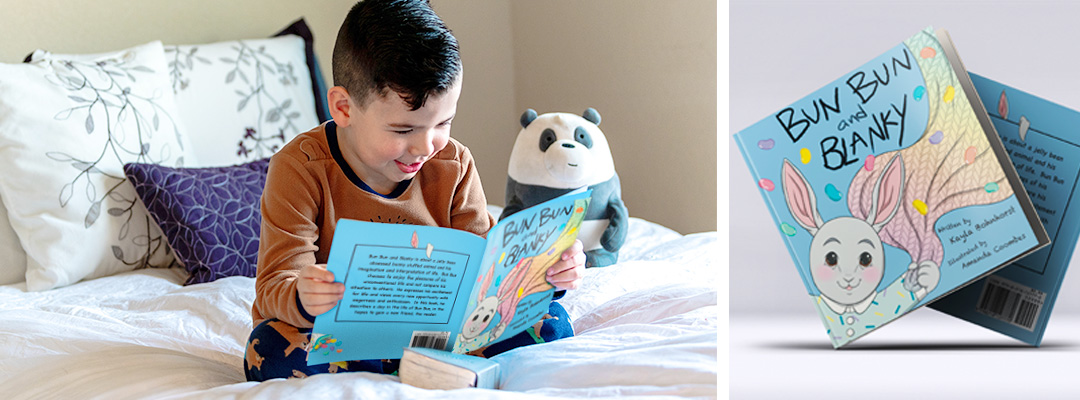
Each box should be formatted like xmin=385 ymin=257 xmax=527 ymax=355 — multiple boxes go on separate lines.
xmin=539 ymin=129 xmax=557 ymax=152
xmin=574 ymin=126 xmax=594 ymax=148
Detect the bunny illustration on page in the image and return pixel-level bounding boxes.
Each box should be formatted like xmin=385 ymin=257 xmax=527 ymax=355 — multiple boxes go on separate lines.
xmin=782 ymin=154 xmax=939 ymax=345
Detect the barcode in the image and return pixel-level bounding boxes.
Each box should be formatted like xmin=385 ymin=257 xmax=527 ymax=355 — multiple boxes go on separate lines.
xmin=975 ymin=276 xmax=1045 ymax=331
xmin=409 ymin=331 xmax=450 ymax=350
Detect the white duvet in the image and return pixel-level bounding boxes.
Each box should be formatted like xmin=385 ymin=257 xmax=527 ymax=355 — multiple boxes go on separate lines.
xmin=0 ymin=218 xmax=717 ymax=399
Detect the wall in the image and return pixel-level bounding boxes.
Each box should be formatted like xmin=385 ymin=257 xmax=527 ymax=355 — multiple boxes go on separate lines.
xmin=0 ymin=0 xmax=717 ymax=235
xmin=508 ymin=0 xmax=718 ymax=234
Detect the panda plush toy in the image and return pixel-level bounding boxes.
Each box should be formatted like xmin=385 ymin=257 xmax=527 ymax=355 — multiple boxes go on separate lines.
xmin=502 ymin=108 xmax=628 ymax=268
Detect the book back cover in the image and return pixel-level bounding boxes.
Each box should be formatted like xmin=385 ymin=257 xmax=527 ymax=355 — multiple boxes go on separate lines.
xmin=930 ymin=72 xmax=1080 ymax=345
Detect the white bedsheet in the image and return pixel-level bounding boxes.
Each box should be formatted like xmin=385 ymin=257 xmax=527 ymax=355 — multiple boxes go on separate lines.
xmin=0 ymin=218 xmax=717 ymax=399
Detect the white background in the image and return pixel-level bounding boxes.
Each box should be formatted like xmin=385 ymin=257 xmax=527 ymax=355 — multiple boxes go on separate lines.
xmin=730 ymin=0 xmax=1080 ymax=315
xmin=728 ymin=1 xmax=1080 ymax=397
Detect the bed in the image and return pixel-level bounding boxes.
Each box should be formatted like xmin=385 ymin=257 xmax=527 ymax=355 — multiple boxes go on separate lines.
xmin=0 ymin=213 xmax=717 ymax=399
xmin=0 ymin=17 xmax=716 ymax=399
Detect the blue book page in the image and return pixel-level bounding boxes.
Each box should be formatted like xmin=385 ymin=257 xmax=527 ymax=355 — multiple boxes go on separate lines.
xmin=452 ymin=190 xmax=592 ymax=354
xmin=309 ymin=220 xmax=487 ymax=363
xmin=930 ymin=72 xmax=1080 ymax=345
xmin=732 ymin=27 xmax=1047 ymax=347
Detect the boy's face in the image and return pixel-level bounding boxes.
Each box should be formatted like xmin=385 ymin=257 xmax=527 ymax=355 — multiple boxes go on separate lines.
xmin=339 ymin=79 xmax=461 ymax=194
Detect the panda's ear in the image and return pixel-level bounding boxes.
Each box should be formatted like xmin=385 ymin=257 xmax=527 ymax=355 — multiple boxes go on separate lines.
xmin=583 ymin=108 xmax=601 ymax=126
xmin=520 ymin=109 xmax=538 ymax=128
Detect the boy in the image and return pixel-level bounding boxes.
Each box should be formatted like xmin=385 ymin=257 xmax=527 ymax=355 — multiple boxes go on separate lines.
xmin=244 ymin=0 xmax=585 ymax=381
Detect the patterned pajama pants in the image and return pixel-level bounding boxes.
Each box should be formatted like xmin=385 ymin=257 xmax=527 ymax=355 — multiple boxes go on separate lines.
xmin=244 ymin=301 xmax=573 ymax=381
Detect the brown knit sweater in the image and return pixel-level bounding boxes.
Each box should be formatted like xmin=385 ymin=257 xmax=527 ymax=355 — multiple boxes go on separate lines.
xmin=252 ymin=122 xmax=495 ymax=328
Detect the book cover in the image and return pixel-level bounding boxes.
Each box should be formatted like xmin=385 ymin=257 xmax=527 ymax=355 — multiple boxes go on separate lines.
xmin=733 ymin=27 xmax=1049 ymax=348
xmin=399 ymin=346 xmax=500 ymax=390
xmin=308 ymin=189 xmax=591 ymax=363
xmin=928 ymin=72 xmax=1080 ymax=345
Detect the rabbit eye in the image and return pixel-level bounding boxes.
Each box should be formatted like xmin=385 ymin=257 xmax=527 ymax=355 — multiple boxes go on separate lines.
xmin=825 ymin=252 xmax=838 ymax=266
xmin=860 ymin=252 xmax=872 ymax=267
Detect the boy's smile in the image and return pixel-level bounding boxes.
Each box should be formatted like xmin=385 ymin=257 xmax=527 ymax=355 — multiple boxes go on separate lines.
xmin=333 ymin=78 xmax=461 ymax=195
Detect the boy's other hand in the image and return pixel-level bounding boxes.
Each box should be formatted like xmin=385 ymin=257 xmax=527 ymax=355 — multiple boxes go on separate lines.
xmin=547 ymin=239 xmax=586 ymax=290
xmin=298 ymin=264 xmax=345 ymax=316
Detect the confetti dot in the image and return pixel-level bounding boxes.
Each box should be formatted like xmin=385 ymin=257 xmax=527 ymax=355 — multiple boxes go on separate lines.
xmin=411 ymin=231 xmax=419 ymax=248
xmin=913 ymin=85 xmax=925 ymax=101
xmin=337 ymin=349 xmax=342 ymax=353
xmin=329 ymin=339 xmax=336 ymax=343
xmin=825 ymin=184 xmax=842 ymax=201
xmin=576 ymin=207 xmax=584 ymax=214
xmin=800 ymin=148 xmax=811 ymax=164
xmin=985 ymin=182 xmax=999 ymax=193
xmin=929 ymin=130 xmax=943 ymax=144
xmin=912 ymin=199 xmax=928 ymax=215
xmin=944 ymin=86 xmax=956 ymax=103
xmin=500 ymin=253 xmax=505 ymax=263
xmin=780 ymin=222 xmax=797 ymax=236
xmin=864 ymin=154 xmax=875 ymax=171
xmin=518 ymin=287 xmax=524 ymax=298
xmin=758 ymin=178 xmax=775 ymax=191
xmin=758 ymin=139 xmax=775 ymax=150
xmin=965 ymin=146 xmax=977 ymax=164
xmin=495 ymin=275 xmax=503 ymax=287
xmin=920 ymin=47 xmax=936 ymax=59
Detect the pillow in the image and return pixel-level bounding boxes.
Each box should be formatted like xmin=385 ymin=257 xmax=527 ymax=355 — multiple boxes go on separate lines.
xmin=275 ymin=18 xmax=332 ymax=123
xmin=163 ymin=30 xmax=321 ymax=167
xmin=0 ymin=192 xmax=27 ymax=285
xmin=0 ymin=41 xmax=194 ymax=291
xmin=124 ymin=158 xmax=270 ymax=285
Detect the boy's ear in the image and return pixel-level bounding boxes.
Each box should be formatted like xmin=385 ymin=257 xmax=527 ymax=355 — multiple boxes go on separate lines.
xmin=327 ymin=86 xmax=355 ymax=127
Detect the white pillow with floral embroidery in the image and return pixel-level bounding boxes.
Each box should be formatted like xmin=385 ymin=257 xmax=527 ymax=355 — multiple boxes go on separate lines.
xmin=164 ymin=34 xmax=320 ymax=167
xmin=0 ymin=41 xmax=194 ymax=291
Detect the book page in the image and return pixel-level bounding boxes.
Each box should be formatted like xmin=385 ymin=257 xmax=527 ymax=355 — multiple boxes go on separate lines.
xmin=309 ymin=221 xmax=487 ymax=363
xmin=451 ymin=190 xmax=592 ymax=354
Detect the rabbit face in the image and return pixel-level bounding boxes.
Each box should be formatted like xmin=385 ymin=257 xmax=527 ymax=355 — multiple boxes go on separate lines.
xmin=808 ymin=217 xmax=886 ymax=304
xmin=462 ymin=296 xmax=499 ymax=339
xmin=780 ymin=154 xmax=905 ymax=306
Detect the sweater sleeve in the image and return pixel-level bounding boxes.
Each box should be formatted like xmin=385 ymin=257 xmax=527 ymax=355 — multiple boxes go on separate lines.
xmin=253 ymin=152 xmax=323 ymax=328
xmin=449 ymin=145 xmax=496 ymax=237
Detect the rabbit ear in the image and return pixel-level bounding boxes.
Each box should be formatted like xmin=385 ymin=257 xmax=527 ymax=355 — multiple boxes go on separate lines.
xmin=866 ymin=154 xmax=905 ymax=232
xmin=478 ymin=262 xmax=496 ymax=303
xmin=781 ymin=159 xmax=823 ymax=236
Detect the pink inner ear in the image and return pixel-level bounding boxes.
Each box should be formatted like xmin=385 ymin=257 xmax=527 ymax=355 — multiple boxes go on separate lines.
xmin=873 ymin=158 xmax=904 ymax=226
xmin=782 ymin=163 xmax=818 ymax=230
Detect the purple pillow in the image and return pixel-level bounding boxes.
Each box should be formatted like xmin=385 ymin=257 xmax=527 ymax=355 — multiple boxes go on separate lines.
xmin=124 ymin=158 xmax=270 ymax=285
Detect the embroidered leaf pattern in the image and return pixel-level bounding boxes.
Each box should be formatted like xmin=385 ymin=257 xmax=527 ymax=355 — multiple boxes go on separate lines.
xmin=41 ymin=51 xmax=182 ymax=270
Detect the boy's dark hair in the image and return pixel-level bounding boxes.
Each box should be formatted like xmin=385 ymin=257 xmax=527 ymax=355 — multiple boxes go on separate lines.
xmin=332 ymin=0 xmax=461 ymax=111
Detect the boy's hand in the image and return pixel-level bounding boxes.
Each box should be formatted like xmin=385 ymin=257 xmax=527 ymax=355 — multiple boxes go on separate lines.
xmin=297 ymin=264 xmax=345 ymax=316
xmin=547 ymin=239 xmax=586 ymax=290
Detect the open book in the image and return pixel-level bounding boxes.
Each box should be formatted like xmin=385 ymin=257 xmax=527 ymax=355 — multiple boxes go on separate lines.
xmin=733 ymin=27 xmax=1050 ymax=347
xmin=308 ymin=189 xmax=591 ymax=363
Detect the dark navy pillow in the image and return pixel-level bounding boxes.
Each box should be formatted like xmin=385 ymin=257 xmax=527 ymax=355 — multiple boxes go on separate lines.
xmin=275 ymin=18 xmax=332 ymax=123
xmin=124 ymin=158 xmax=270 ymax=285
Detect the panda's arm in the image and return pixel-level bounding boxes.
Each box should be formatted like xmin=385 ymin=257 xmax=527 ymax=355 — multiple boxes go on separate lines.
xmin=601 ymin=196 xmax=629 ymax=251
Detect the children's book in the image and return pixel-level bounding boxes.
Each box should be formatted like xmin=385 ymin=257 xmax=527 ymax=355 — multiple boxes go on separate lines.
xmin=307 ymin=189 xmax=591 ymax=363
xmin=928 ymin=72 xmax=1080 ymax=346
xmin=399 ymin=347 xmax=500 ymax=390
xmin=733 ymin=27 xmax=1050 ymax=348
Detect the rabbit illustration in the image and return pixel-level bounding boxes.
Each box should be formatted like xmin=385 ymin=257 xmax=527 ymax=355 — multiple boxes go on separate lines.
xmin=782 ymin=154 xmax=940 ymax=344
